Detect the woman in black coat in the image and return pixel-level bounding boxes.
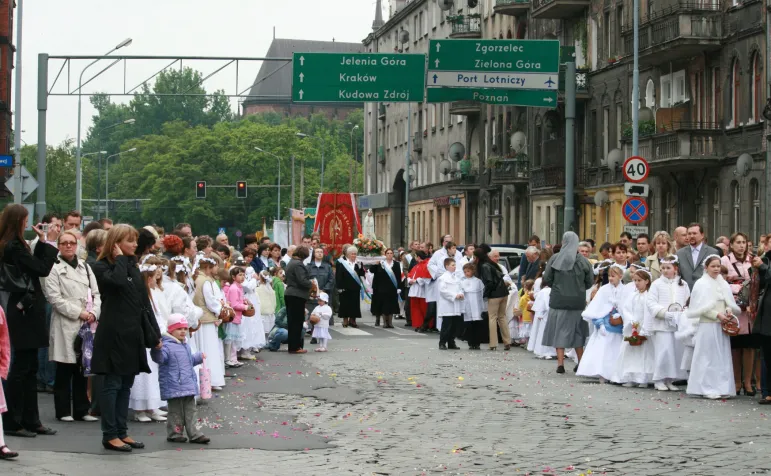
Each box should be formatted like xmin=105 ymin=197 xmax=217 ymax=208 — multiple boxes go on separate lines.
xmin=0 ymin=204 xmax=59 ymax=438
xmin=91 ymin=224 xmax=161 ymax=452
xmin=752 ymin=249 xmax=771 ymax=405
xmin=371 ymin=248 xmax=401 ymax=328
xmin=284 ymin=246 xmax=314 ymax=354
xmin=335 ymin=246 xmax=366 ymax=328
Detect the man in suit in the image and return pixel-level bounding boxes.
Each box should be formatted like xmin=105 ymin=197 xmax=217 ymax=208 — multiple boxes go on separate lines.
xmin=676 ymin=222 xmax=718 ymax=290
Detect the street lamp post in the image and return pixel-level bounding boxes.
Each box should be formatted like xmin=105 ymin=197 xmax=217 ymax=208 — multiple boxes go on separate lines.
xmin=255 ymin=147 xmax=282 ymax=220
xmin=75 ymin=38 xmax=133 ymax=213
xmin=295 ymin=132 xmax=325 ymax=192
xmin=94 ymin=118 xmax=135 ymax=218
xmin=104 ymin=147 xmax=137 ymax=218
xmin=82 ymin=150 xmax=107 ymax=216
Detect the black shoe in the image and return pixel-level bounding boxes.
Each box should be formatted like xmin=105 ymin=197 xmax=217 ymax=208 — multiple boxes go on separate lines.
xmin=556 ymin=365 xmax=566 ymax=374
xmin=5 ymin=429 xmax=36 ymax=438
xmin=34 ymin=426 xmax=57 ymax=436
xmin=404 ymin=322 xmax=412 ymax=327
xmin=448 ymin=344 xmax=460 ymax=350
xmin=310 ymin=338 xmax=317 ymax=344
xmin=0 ymin=446 xmax=19 ymax=459
xmin=167 ymin=435 xmax=188 ymax=443
xmin=121 ymin=439 xmax=145 ymax=449
xmin=439 ymin=343 xmax=447 ymax=350
xmin=102 ymin=441 xmax=132 ymax=452
xmin=190 ymin=435 xmax=210 ymax=444
xmin=574 ymin=364 xmax=579 ymax=373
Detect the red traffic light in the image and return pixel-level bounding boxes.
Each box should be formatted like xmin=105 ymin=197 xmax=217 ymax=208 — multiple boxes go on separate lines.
xmin=198 ymin=183 xmax=204 ymax=188
xmin=196 ymin=181 xmax=206 ymax=199
xmin=236 ymin=180 xmax=247 ymax=198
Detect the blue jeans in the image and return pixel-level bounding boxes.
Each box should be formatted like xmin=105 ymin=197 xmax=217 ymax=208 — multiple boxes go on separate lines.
xmin=267 ymin=329 xmax=288 ymax=351
xmin=37 ymin=303 xmax=56 ymax=388
xmin=100 ymin=374 xmax=135 ymax=442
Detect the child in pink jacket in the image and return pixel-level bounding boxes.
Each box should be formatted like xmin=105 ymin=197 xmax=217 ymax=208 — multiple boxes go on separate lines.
xmin=224 ymin=267 xmax=248 ymax=367
xmin=0 ymin=307 xmax=19 ymax=459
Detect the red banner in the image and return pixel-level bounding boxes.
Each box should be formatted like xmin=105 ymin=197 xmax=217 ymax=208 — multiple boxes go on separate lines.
xmin=313 ymin=193 xmax=361 ymax=256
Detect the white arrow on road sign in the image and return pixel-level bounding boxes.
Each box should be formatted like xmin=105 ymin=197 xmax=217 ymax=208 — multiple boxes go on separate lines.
xmin=4 ymin=165 xmax=38 ymax=201
xmin=299 ymin=56 xmax=305 ymax=66
xmin=436 ymin=43 xmax=441 ymax=52
xmin=434 ymin=59 xmax=440 ymax=68
xmin=299 ymin=90 xmax=304 ymax=99
xmin=299 ymin=73 xmax=304 ymax=83
xmin=544 ymin=97 xmax=554 ymax=103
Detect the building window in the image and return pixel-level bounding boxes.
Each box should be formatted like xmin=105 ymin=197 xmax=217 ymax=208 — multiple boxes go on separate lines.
xmin=750 ymin=179 xmax=760 ymax=243
xmin=731 ymin=181 xmax=741 ymax=233
xmin=534 ymin=116 xmax=542 ymax=167
xmin=615 ymin=103 xmax=622 ymax=149
xmin=712 ymin=67 xmax=720 ymax=124
xmin=602 ymin=107 xmax=609 ymax=163
xmin=604 ymin=205 xmax=610 ymax=243
xmin=752 ymin=53 xmax=761 ymax=124
xmin=615 ymin=6 xmax=623 ymax=57
xmin=645 ymin=79 xmax=655 ymax=108
xmin=603 ymin=11 xmax=610 ymax=60
xmin=492 ymin=118 xmax=497 ymax=148
xmin=590 ymin=206 xmax=597 ymax=243
xmin=730 ymin=59 xmax=740 ymax=127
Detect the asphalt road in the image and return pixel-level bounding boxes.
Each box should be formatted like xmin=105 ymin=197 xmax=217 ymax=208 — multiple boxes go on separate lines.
xmin=5 ymin=309 xmax=771 ymax=475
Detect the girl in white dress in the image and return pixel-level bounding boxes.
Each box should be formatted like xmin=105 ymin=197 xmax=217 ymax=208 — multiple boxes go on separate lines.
xmin=577 ymin=265 xmax=625 ymax=383
xmin=618 ymin=270 xmax=656 ymax=388
xmin=240 ymin=267 xmax=266 ymax=354
xmin=686 ymin=255 xmax=741 ymax=399
xmin=646 ymin=255 xmax=689 ymax=390
xmin=129 ymin=256 xmax=168 ymax=422
xmin=192 ymin=257 xmax=227 ymax=390
xmin=530 ymin=284 xmax=557 ymax=359
xmin=256 ymin=271 xmax=277 ymax=339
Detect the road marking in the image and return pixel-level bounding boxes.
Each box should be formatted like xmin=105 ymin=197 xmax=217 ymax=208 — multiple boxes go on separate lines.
xmin=376 ymin=326 xmax=427 ymax=337
xmin=330 ymin=326 xmax=373 ymax=336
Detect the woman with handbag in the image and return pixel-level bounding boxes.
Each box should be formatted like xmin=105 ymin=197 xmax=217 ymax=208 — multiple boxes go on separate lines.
xmin=91 ymin=224 xmax=160 ymax=452
xmin=751 ymin=249 xmax=771 ymax=404
xmin=284 ymin=247 xmax=314 ymax=354
xmin=720 ymin=232 xmax=757 ymax=396
xmin=45 ymin=230 xmax=101 ymax=422
xmin=685 ymin=255 xmax=741 ymax=399
xmin=0 ymin=204 xmax=59 ymax=439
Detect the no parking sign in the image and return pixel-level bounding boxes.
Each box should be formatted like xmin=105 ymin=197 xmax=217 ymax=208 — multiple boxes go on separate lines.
xmin=622 ymin=197 xmax=649 ymax=225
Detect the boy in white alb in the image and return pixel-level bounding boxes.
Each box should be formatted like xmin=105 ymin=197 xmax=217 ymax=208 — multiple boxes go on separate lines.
xmin=437 ymin=258 xmax=464 ymax=350
xmin=460 ymin=263 xmax=485 ymax=350
xmin=310 ymin=292 xmax=333 ymax=352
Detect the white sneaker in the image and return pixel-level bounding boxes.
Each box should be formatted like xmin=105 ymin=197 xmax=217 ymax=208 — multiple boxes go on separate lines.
xmin=666 ymin=382 xmax=680 ymax=391
xmin=81 ymin=415 xmax=99 ymax=422
xmin=705 ymin=394 xmax=722 ymax=400
xmin=150 ymin=411 xmax=167 ymax=422
xmin=212 ymin=386 xmax=223 ymax=391
xmin=543 ymin=356 xmax=553 ymax=360
xmin=155 ymin=409 xmax=168 ymax=417
xmin=239 ymin=352 xmax=256 ymax=361
xmin=599 ymin=377 xmax=607 ymax=384
xmin=134 ymin=412 xmax=152 ymax=422
xmin=622 ymin=382 xmax=636 ymax=388
xmin=654 ymin=382 xmax=669 ymax=391
xmin=58 ymin=416 xmax=74 ymax=422
xmin=638 ymin=383 xmax=649 ymax=388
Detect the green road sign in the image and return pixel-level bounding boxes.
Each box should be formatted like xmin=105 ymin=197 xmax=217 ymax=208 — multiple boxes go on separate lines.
xmin=292 ymin=53 xmax=426 ymax=103
xmin=426 ymin=88 xmax=557 ymax=107
xmin=427 ymin=39 xmax=560 ymax=74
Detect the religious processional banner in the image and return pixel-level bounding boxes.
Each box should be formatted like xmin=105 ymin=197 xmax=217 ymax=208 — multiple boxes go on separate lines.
xmin=313 ymin=193 xmax=361 ymax=255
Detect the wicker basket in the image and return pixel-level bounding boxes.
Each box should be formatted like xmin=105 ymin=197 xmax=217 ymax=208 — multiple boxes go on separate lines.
xmin=721 ymin=315 xmax=740 ymax=337
xmin=624 ymin=335 xmax=647 ymax=347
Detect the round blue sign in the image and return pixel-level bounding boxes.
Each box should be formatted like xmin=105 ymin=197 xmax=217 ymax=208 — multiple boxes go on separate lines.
xmin=622 ymin=197 xmax=649 ymax=224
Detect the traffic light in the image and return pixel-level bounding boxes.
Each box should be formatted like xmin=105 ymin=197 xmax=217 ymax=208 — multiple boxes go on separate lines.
xmin=196 ymin=181 xmax=206 ymax=199
xmin=236 ymin=180 xmax=247 ymax=198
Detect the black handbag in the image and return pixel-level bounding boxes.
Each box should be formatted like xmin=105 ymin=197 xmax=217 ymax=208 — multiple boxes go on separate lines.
xmin=0 ymin=262 xmax=34 ymax=294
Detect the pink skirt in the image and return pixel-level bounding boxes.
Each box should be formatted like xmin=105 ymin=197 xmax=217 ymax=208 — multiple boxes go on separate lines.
xmin=0 ymin=382 xmax=6 ymax=413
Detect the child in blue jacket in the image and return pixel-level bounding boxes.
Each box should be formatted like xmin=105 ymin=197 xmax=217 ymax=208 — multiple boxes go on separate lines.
xmin=151 ymin=313 xmax=210 ymax=444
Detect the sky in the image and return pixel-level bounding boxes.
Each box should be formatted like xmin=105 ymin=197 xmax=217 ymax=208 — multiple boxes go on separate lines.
xmin=15 ymin=0 xmax=383 ymax=146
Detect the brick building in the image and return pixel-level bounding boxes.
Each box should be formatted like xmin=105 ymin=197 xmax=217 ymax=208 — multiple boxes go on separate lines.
xmin=241 ymin=38 xmax=364 ymax=121
xmin=0 ymin=0 xmax=14 ymax=192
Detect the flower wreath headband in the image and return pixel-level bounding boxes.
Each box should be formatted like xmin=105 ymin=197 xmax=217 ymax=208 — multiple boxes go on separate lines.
xmin=632 ymin=267 xmax=653 ymax=280
xmin=701 ymin=254 xmax=722 ymax=268
xmin=139 ymin=264 xmax=158 ymax=273
xmin=659 ymin=255 xmax=679 ymax=265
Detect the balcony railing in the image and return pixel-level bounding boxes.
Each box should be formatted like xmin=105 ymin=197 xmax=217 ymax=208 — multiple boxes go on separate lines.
xmin=491 ymin=158 xmax=530 ymax=183
xmin=621 ymin=129 xmax=724 ymax=165
xmin=577 ymin=166 xmax=625 ymax=188
xmin=622 ymin=13 xmax=722 ymax=64
xmin=450 ymin=15 xmax=482 ymax=38
xmin=494 ymin=0 xmax=531 ymax=15
xmin=531 ymin=166 xmax=566 ymax=189
xmin=621 ymin=0 xmax=721 ymax=31
xmin=531 ymin=0 xmax=590 ymax=19
xmin=449 ymin=100 xmax=480 ymax=116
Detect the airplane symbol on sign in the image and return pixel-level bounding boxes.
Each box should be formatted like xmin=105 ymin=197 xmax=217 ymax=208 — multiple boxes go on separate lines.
xmin=544 ymin=77 xmax=555 ymax=88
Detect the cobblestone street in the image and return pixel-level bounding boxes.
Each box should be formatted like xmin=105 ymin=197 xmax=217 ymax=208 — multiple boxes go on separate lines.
xmin=6 ymin=313 xmax=771 ymax=475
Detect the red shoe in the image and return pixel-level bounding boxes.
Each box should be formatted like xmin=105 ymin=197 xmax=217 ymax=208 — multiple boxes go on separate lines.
xmin=289 ymin=349 xmax=308 ymax=354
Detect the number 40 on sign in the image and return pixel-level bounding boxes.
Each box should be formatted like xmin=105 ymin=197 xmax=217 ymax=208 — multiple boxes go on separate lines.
xmin=623 ymin=156 xmax=649 ymax=183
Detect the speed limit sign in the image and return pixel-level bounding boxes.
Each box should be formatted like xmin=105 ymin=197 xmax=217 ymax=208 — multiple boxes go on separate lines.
xmin=623 ymin=156 xmax=649 ymax=183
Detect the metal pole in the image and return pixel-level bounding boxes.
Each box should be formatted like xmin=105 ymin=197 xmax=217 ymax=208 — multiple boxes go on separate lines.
xmin=12 ymin=0 xmax=23 ymax=204
xmin=632 ymin=0 xmax=640 ymax=156
xmin=96 ymin=155 xmax=101 ymax=219
xmin=300 ymin=159 xmax=304 ymax=208
xmin=105 ymin=156 xmax=110 ymax=219
xmin=766 ymin=7 xmax=771 ymax=233
xmin=36 ymin=53 xmax=48 ymax=220
xmin=405 ymin=103 xmax=411 ymax=245
xmin=564 ymin=62 xmax=576 ymax=231
xmin=277 ymin=157 xmax=281 ymax=221
xmin=320 ymin=137 xmax=325 ymax=193
xmin=291 ymin=154 xmax=295 ymax=209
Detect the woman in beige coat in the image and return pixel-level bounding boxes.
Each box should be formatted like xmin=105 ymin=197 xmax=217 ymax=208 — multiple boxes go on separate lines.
xmin=45 ymin=230 xmax=101 ymax=422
